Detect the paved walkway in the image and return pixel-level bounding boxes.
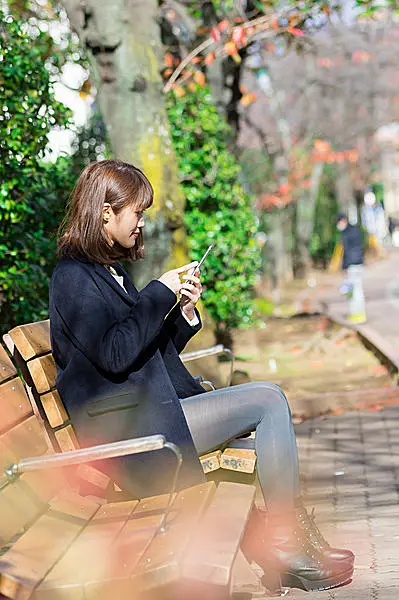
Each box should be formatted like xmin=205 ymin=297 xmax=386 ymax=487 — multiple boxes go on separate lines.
xmin=310 ymin=248 xmax=399 ymax=357
xmin=273 ymin=252 xmax=399 ymax=598
xmin=290 ymin=406 xmax=399 ymax=599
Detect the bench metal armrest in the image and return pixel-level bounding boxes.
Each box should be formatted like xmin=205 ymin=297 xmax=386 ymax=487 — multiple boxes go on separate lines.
xmin=5 ymin=434 xmax=181 ymax=478
xmin=180 ymin=344 xmax=235 ymax=386
xmin=4 ymin=435 xmax=183 ymax=532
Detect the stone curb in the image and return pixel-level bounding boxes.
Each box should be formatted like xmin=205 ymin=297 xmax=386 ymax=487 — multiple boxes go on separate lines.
xmin=326 ymin=311 xmax=399 ymax=378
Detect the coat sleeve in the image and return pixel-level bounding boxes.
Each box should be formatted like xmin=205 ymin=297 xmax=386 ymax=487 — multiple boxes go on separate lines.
xmin=162 ymin=304 xmax=202 ymax=354
xmin=51 ymin=264 xmax=177 ymax=374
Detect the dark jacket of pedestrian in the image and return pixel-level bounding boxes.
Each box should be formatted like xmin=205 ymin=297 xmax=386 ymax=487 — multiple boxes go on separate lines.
xmin=341 ymin=224 xmax=364 ymax=270
xmin=49 ymin=256 xmax=206 ymax=497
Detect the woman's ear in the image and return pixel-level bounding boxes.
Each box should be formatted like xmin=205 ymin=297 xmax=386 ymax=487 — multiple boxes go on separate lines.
xmin=103 ymin=203 xmax=113 ymax=223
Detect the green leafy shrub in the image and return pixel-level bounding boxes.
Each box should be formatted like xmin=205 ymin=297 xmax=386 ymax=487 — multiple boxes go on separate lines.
xmin=166 ymin=85 xmax=261 ymax=343
xmin=309 ymin=165 xmax=339 ymax=268
xmin=0 ymin=12 xmax=73 ymax=332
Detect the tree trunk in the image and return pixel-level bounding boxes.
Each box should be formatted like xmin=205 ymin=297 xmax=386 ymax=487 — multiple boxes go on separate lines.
xmin=62 ymin=0 xmax=186 ymax=288
xmin=335 ymin=163 xmax=357 ymax=223
xmin=293 ymin=162 xmax=324 ymax=278
xmin=268 ymin=208 xmax=294 ymax=295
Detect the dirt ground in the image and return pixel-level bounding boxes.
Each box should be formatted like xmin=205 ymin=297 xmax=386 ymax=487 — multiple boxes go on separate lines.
xmin=219 ymin=315 xmax=394 ymax=402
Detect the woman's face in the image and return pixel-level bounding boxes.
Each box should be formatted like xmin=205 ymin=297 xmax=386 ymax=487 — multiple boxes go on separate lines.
xmin=103 ymin=203 xmax=145 ymax=248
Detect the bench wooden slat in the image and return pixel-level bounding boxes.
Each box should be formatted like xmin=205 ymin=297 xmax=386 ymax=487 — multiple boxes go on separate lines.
xmin=7 ymin=321 xmax=51 ymax=362
xmin=200 ymin=450 xmax=222 ymax=474
xmin=0 ymin=378 xmax=33 ymax=434
xmin=131 ymin=481 xmax=215 ymax=592
xmin=0 ymin=468 xmax=69 ymax=547
xmin=34 ymin=500 xmax=139 ymax=600
xmin=0 ymin=491 xmax=100 ymax=599
xmin=54 ymin=425 xmax=80 ymax=452
xmin=221 ymin=448 xmax=257 ymax=474
xmin=84 ymin=483 xmax=214 ymax=600
xmin=0 ymin=415 xmax=50 ymax=473
xmin=84 ymin=491 xmax=178 ymax=600
xmin=0 ymin=346 xmax=17 ymax=384
xmin=182 ymin=482 xmax=255 ymax=588
xmin=27 ymin=354 xmax=57 ymax=395
xmin=40 ymin=390 xmax=68 ymax=428
xmin=75 ymin=465 xmax=111 ymax=493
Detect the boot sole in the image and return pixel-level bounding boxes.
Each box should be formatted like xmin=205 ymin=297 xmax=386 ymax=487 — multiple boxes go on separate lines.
xmin=281 ymin=566 xmax=353 ymax=592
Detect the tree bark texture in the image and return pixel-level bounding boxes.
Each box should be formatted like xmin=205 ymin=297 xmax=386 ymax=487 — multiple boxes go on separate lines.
xmin=268 ymin=208 xmax=294 ymax=291
xmin=62 ymin=0 xmax=186 ymax=287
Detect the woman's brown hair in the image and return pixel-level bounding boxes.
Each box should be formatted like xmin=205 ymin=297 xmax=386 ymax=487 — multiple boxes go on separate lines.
xmin=58 ymin=160 xmax=153 ymax=263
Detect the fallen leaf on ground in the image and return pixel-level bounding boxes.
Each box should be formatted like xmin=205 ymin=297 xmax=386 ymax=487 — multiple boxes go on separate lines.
xmin=372 ymin=365 xmax=388 ymax=375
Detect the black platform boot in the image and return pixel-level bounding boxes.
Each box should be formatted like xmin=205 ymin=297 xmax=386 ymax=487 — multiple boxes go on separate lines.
xmin=296 ymin=503 xmax=355 ymax=566
xmin=241 ymin=507 xmax=354 ymax=594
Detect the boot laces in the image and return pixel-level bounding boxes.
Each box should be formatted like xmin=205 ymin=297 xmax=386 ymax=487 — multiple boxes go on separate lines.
xmin=302 ymin=507 xmax=330 ymax=549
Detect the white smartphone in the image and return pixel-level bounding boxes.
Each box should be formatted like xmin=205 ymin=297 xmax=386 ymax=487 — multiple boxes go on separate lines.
xmin=192 ymin=244 xmax=214 ymax=274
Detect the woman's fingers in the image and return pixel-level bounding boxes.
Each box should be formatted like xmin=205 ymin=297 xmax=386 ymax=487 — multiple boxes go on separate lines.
xmin=180 ymin=289 xmax=197 ymax=302
xmin=180 ymin=282 xmax=199 ymax=295
xmin=182 ymin=274 xmax=201 ymax=285
xmin=176 ymin=261 xmax=198 ymax=274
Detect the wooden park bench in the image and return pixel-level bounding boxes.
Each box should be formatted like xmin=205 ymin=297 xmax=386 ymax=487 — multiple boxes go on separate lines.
xmin=3 ymin=320 xmax=257 ymax=482
xmin=0 ymin=337 xmax=266 ymax=600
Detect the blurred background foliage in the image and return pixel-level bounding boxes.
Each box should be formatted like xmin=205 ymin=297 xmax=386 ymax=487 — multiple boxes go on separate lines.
xmin=1 ymin=0 xmax=397 ymax=339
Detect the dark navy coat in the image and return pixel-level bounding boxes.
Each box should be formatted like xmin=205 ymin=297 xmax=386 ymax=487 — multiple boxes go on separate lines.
xmin=49 ymin=256 xmax=206 ymax=497
xmin=342 ymin=224 xmax=364 ymax=270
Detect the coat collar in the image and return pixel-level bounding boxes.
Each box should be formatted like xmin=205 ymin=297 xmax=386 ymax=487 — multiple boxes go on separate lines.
xmin=93 ymin=262 xmax=138 ymax=305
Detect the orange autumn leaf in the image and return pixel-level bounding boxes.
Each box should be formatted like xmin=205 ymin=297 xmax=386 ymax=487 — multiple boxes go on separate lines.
xmin=232 ymin=26 xmax=246 ymax=46
xmin=240 ymin=92 xmax=257 ymax=107
xmin=287 ymin=27 xmax=304 ymax=37
xmin=224 ymin=41 xmax=238 ymax=56
xmin=210 ymin=27 xmax=221 ymax=42
xmin=193 ymin=71 xmax=206 ymax=86
xmin=187 ymin=81 xmax=197 ymax=92
xmin=163 ymin=68 xmax=173 ymax=78
xmin=279 ymin=182 xmax=291 ymax=195
xmin=205 ymin=51 xmax=215 ymax=65
xmin=372 ymin=365 xmax=388 ymax=375
xmin=272 ymin=18 xmax=279 ymax=30
xmin=218 ymin=19 xmax=230 ymax=32
xmin=191 ymin=56 xmax=203 ymax=64
xmin=164 ymin=53 xmax=174 ymax=67
xmin=314 ymin=139 xmax=331 ymax=153
xmin=173 ymin=85 xmax=185 ymax=98
xmin=318 ymin=57 xmax=334 ymax=68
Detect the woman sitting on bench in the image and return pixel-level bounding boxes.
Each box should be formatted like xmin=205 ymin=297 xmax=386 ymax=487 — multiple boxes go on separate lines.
xmin=50 ymin=159 xmax=354 ymax=593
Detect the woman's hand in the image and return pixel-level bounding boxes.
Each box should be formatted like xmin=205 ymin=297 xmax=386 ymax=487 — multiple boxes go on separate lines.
xmin=158 ymin=262 xmax=198 ymax=295
xmin=180 ymin=270 xmax=202 ymax=320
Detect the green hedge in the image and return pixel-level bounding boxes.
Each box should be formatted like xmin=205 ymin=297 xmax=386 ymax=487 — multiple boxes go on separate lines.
xmin=0 ymin=12 xmax=72 ymax=332
xmin=166 ymin=86 xmax=261 ymax=341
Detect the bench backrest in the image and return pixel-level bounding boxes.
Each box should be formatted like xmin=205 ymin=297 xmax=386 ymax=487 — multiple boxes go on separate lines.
xmin=4 ymin=320 xmax=78 ymax=454
xmin=0 ymin=344 xmax=68 ymax=547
